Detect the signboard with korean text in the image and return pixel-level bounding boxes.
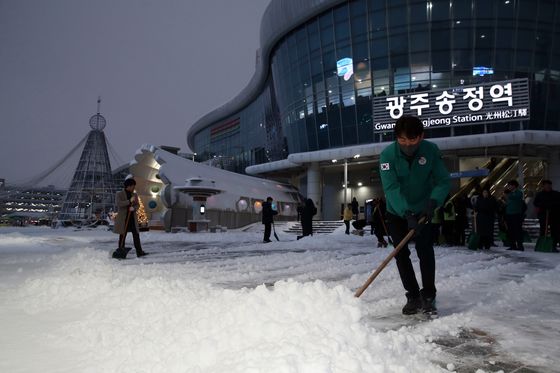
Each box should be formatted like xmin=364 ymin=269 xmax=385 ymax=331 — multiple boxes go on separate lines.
xmin=373 ymin=78 xmax=530 ymax=132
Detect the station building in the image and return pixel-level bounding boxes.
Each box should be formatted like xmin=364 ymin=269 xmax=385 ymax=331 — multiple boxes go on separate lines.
xmin=187 ymin=0 xmax=560 ymax=220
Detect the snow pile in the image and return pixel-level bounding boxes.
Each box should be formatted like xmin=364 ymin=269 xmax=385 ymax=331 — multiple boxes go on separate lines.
xmin=1 ymin=248 xmax=445 ymax=372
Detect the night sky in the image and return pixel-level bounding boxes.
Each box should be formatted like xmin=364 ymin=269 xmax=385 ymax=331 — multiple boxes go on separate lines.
xmin=0 ymin=0 xmax=270 ymax=184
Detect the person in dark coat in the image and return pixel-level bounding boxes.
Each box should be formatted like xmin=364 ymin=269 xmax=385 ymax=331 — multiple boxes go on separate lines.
xmin=502 ymin=180 xmax=525 ymax=251
xmin=454 ymin=197 xmax=468 ymax=246
xmin=372 ymin=198 xmax=389 ymax=247
xmin=351 ymin=197 xmax=359 ymax=220
xmin=533 ymin=180 xmax=560 ymax=251
xmin=474 ymin=187 xmax=498 ymax=250
xmin=262 ymin=196 xmax=278 ymax=243
xmin=298 ymin=198 xmax=317 ymax=239
xmin=114 ymin=178 xmax=147 ymax=257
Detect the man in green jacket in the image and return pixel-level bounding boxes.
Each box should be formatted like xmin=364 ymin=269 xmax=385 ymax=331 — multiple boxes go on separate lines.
xmin=379 ymin=116 xmax=450 ymax=315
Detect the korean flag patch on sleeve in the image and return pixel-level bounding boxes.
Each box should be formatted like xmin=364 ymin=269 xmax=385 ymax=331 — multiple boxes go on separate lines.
xmin=381 ymin=162 xmax=390 ymax=171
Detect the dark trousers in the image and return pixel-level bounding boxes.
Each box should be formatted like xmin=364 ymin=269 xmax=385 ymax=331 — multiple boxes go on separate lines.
xmin=387 ymin=213 xmax=436 ymax=298
xmin=505 ymin=213 xmax=524 ymax=249
xmin=263 ymin=222 xmax=272 ymax=241
xmin=118 ymin=219 xmax=143 ymax=254
xmin=442 ymin=220 xmax=455 ymax=245
xmin=478 ymin=235 xmax=492 ymax=250
xmin=344 ymin=220 xmax=350 ymax=234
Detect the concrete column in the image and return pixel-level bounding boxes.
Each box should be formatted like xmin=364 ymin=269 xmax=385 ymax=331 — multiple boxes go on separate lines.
xmin=307 ymin=162 xmax=322 ymax=219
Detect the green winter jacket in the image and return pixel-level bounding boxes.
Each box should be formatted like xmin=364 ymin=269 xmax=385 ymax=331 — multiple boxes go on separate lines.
xmin=380 ymin=140 xmax=450 ymax=217
xmin=505 ymin=189 xmax=524 ymax=215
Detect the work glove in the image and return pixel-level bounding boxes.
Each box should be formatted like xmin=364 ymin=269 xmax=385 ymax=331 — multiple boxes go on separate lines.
xmin=405 ymin=211 xmax=418 ymax=231
xmin=423 ymin=199 xmax=437 ymax=222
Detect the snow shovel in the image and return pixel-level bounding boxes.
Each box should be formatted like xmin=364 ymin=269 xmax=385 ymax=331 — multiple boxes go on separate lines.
xmin=535 ymin=211 xmax=554 ymax=252
xmin=112 ymin=209 xmax=133 ymax=259
xmin=467 ymin=211 xmax=480 ymax=250
xmin=355 ymin=216 xmax=426 ymax=298
xmin=272 ymin=222 xmax=280 ymax=241
xmin=376 ymin=205 xmax=394 ymax=246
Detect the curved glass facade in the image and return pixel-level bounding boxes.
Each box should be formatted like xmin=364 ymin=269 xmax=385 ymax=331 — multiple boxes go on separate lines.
xmin=192 ymin=0 xmax=560 ymax=168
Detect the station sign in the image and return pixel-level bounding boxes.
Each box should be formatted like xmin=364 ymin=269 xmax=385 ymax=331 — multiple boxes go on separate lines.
xmin=373 ymin=78 xmax=530 ymax=131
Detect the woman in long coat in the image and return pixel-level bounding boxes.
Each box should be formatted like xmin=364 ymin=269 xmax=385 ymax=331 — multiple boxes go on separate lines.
xmin=474 ymin=187 xmax=498 ymax=250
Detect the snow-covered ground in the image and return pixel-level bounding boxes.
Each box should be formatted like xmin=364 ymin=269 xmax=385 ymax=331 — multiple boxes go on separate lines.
xmin=0 ymin=224 xmax=558 ymax=373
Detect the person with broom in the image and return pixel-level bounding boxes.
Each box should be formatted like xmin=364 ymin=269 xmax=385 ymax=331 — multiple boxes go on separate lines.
xmin=114 ymin=178 xmax=148 ymax=258
xmin=474 ymin=186 xmax=498 ymax=250
xmin=533 ymin=180 xmax=560 ymax=252
xmin=379 ymin=115 xmax=450 ymax=315
xmin=262 ymin=196 xmax=278 ymax=243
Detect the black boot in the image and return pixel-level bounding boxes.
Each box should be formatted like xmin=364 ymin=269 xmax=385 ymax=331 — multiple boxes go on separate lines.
xmin=136 ymin=249 xmax=148 ymax=257
xmin=421 ymin=291 xmax=437 ymax=315
xmin=402 ymin=292 xmax=422 ymax=315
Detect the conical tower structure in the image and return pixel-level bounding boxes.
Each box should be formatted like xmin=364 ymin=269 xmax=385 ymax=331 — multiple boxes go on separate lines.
xmin=58 ymin=98 xmax=117 ymax=222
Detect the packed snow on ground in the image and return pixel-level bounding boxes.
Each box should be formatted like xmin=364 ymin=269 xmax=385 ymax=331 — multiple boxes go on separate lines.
xmin=0 ymin=225 xmax=559 ymax=373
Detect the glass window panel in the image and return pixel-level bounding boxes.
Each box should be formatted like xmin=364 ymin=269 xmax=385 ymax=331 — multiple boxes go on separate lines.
xmin=373 ymin=76 xmax=389 ymax=96
xmin=475 ymin=27 xmax=494 ymax=49
xmin=354 ymin=60 xmax=371 ymax=87
xmin=371 ymin=38 xmax=388 ymax=59
xmin=495 ymin=20 xmax=514 ymax=49
xmin=335 ymin=20 xmax=351 ymax=43
xmin=357 ymin=95 xmax=373 ymax=144
xmin=411 ymin=52 xmax=430 ymax=68
xmin=391 ymin=54 xmax=409 ymax=68
xmin=372 ymin=56 xmax=389 ymax=70
xmin=474 ymin=49 xmax=492 ymax=67
xmin=307 ymin=22 xmax=320 ymax=51
xmin=432 ymin=0 xmax=450 ymax=21
xmin=327 ymin=75 xmax=340 ymax=106
xmin=497 ymin=0 xmax=515 ymax=18
xmin=316 ymin=111 xmax=329 ymax=149
xmin=341 ymin=79 xmax=355 ymax=107
xmin=353 ymin=41 xmax=369 ymax=61
xmin=410 ymin=2 xmax=428 ymax=24
xmin=306 ymin=116 xmax=318 ymax=151
xmin=394 ymin=74 xmax=410 ymax=94
xmin=388 ymin=6 xmax=407 ymax=28
xmin=410 ymin=29 xmax=429 ymax=52
xmin=453 ymin=25 xmax=472 ymax=49
xmin=296 ymin=29 xmax=308 ymax=60
xmin=369 ymin=0 xmax=385 ymax=12
xmin=453 ymin=0 xmax=473 ymax=21
xmin=310 ymin=50 xmax=322 ymax=76
xmin=370 ymin=10 xmax=386 ymax=38
xmin=389 ymin=32 xmax=408 ymax=55
xmin=323 ymin=49 xmax=336 ymax=75
xmin=432 ymin=50 xmax=451 ymax=72
xmin=518 ymin=0 xmax=537 ymax=21
xmin=355 ymin=79 xmax=372 ymax=97
xmin=474 ymin=0 xmax=494 ymax=19
xmin=430 ymin=74 xmax=450 ymax=89
xmin=327 ymin=106 xmax=342 ymax=147
xmin=494 ymin=50 xmax=513 ymax=70
xmin=334 ymin=4 xmax=349 ymax=22
xmin=516 ymin=51 xmax=532 ymax=69
xmin=453 ymin=49 xmax=472 ymax=69
xmin=432 ymin=21 xmax=450 ymax=50
xmin=538 ymin=0 xmax=555 ymax=23
xmin=517 ymin=29 xmax=535 ymax=49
